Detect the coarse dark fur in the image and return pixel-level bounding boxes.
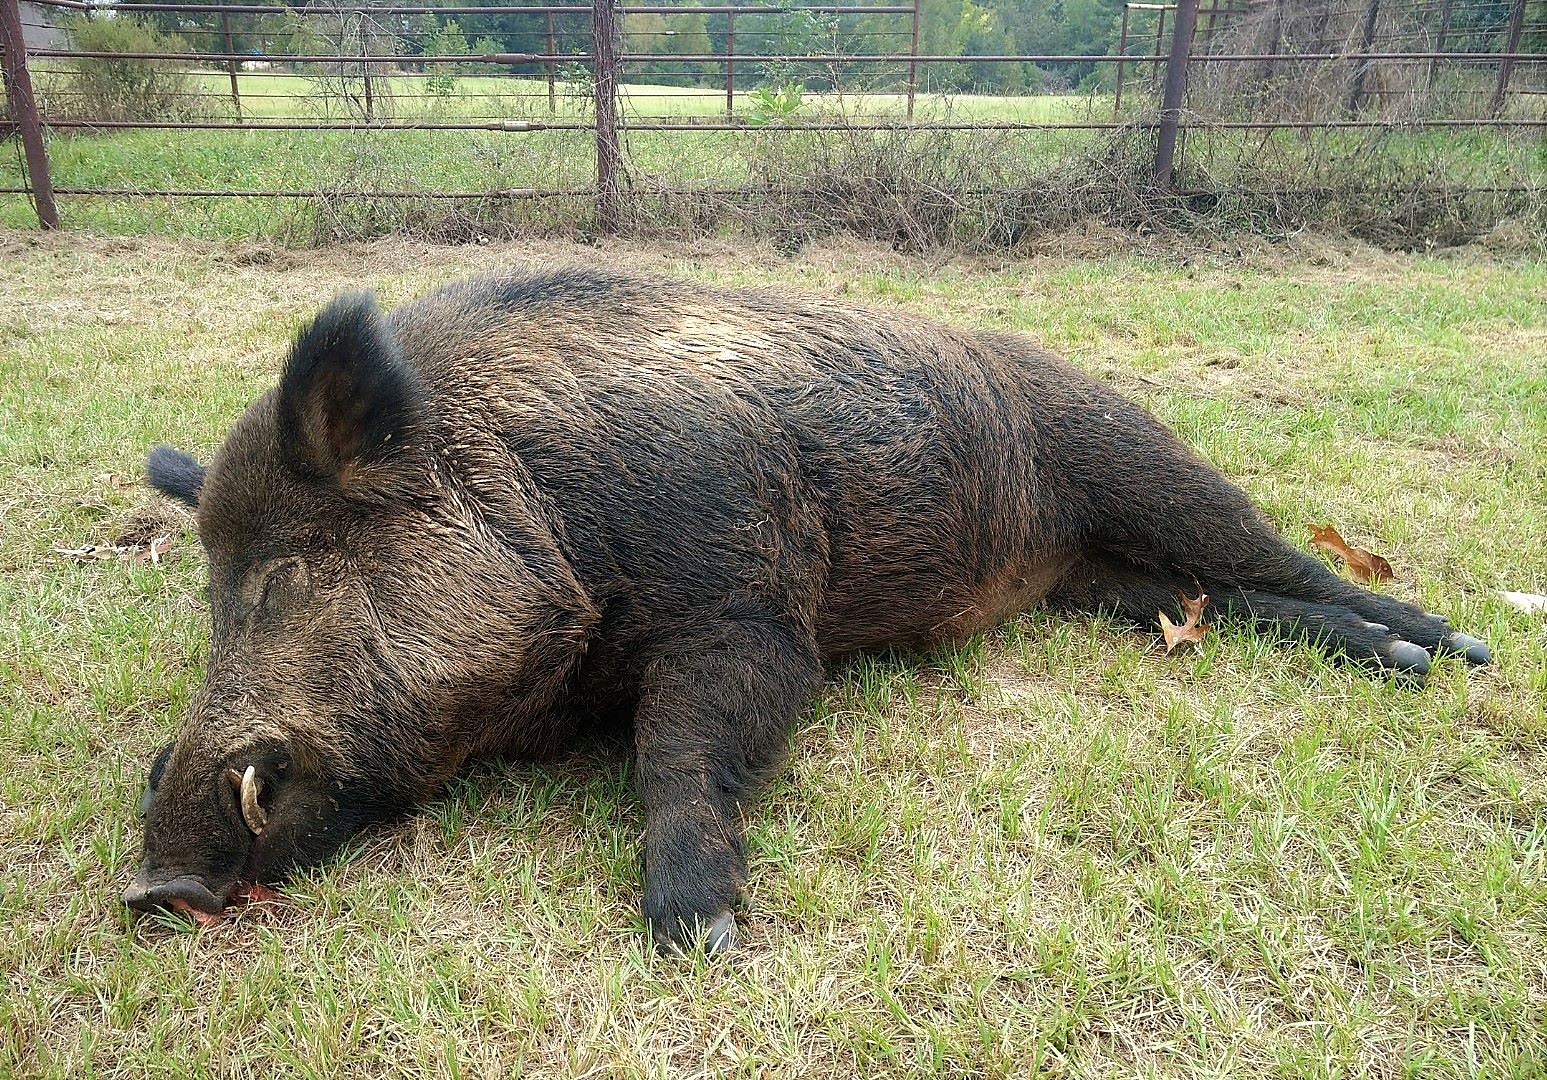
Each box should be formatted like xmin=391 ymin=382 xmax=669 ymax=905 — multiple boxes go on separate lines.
xmin=127 ymin=268 xmax=1490 ymax=951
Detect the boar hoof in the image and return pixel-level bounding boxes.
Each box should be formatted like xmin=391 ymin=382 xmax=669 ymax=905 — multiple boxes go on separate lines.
xmin=703 ymin=912 xmax=738 ymax=954
xmin=653 ymin=911 xmax=739 ymax=956
xmin=1442 ymin=632 xmax=1491 ymax=666
xmin=1380 ymin=639 xmax=1431 ymax=681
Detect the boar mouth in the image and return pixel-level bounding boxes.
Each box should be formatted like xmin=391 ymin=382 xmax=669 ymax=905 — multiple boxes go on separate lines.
xmin=121 ymin=872 xmax=230 ymax=919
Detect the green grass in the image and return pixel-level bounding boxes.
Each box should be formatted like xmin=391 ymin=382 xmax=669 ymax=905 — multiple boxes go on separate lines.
xmin=67 ymin=70 xmax=1102 ymax=123
xmin=2 ymin=74 xmax=1112 ymax=238
xmin=1 ymin=232 xmax=1544 ymax=1078
xmin=6 ymin=71 xmax=1543 ymax=245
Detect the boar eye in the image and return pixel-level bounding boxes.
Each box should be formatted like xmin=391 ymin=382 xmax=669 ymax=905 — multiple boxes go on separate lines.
xmin=255 ymin=558 xmax=309 ymax=615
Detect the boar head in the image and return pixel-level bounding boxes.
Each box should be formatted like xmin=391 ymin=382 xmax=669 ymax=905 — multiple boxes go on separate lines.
xmin=124 ymin=292 xmax=594 ymax=919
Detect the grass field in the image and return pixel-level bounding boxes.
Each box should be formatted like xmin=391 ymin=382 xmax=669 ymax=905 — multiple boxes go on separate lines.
xmin=6 ymin=69 xmax=1544 ymax=244
xmin=1 ymin=230 xmax=1545 ymax=1078
xmin=66 ymin=71 xmax=1104 ymax=124
xmin=3 ymin=74 xmax=1111 ymax=239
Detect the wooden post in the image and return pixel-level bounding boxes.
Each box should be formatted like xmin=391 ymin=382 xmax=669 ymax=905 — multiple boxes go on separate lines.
xmin=1427 ymin=0 xmax=1454 ymax=90
xmin=725 ymin=9 xmax=734 ymax=117
xmin=1489 ymin=0 xmax=1526 ymax=116
xmin=591 ymin=0 xmax=622 ymax=232
xmin=0 ymin=0 xmax=57 ymax=228
xmin=1346 ymin=0 xmax=1380 ymax=114
xmin=1154 ymin=0 xmax=1198 ymax=192
xmin=1114 ymin=4 xmax=1131 ymax=115
xmin=906 ymin=0 xmax=920 ymax=118
xmin=221 ymin=10 xmax=241 ymax=119
xmin=1150 ymin=6 xmax=1166 ymax=89
xmin=546 ymin=11 xmax=557 ymax=113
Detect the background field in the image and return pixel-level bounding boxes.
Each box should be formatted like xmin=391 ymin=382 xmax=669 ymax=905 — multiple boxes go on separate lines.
xmin=1 ymin=231 xmax=1544 ymax=1078
xmin=2 ymin=75 xmax=1123 ymax=239
xmin=7 ymin=69 xmax=1544 ymax=246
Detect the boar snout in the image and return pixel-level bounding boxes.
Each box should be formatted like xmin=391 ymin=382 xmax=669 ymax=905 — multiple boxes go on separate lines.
xmin=122 ymin=872 xmax=225 ymax=917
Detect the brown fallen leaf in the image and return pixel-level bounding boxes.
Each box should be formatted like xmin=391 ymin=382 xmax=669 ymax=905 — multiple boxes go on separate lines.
xmin=53 ymin=542 xmax=137 ymax=562
xmin=1160 ymin=590 xmax=1211 ymax=652
xmin=54 ymin=534 xmax=174 ymax=566
xmin=1307 ymin=524 xmax=1394 ymax=585
xmin=134 ymin=535 xmax=173 ymax=565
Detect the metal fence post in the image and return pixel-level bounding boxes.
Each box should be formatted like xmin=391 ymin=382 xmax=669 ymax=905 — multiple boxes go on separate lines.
xmin=360 ymin=21 xmax=374 ymax=122
xmin=725 ymin=9 xmax=735 ymax=117
xmin=1489 ymin=0 xmax=1526 ymax=116
xmin=1150 ymin=6 xmax=1166 ymax=88
xmin=906 ymin=0 xmax=920 ymax=119
xmin=0 ymin=0 xmax=57 ymax=228
xmin=1426 ymin=0 xmax=1454 ymax=90
xmin=546 ymin=11 xmax=557 ymax=113
xmin=1346 ymin=0 xmax=1380 ymax=114
xmin=221 ymin=10 xmax=242 ymax=119
xmin=1114 ymin=4 xmax=1131 ymax=115
xmin=591 ymin=0 xmax=623 ymax=232
xmin=1153 ymin=0 xmax=1198 ymax=192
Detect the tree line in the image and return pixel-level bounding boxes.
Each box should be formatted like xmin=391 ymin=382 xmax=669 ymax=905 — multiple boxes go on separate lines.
xmin=113 ymin=0 xmax=1545 ymax=96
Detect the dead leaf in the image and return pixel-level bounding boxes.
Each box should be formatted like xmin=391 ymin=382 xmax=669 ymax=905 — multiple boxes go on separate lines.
xmin=134 ymin=535 xmax=173 ymax=565
xmin=54 ymin=534 xmax=174 ymax=566
xmin=1307 ymin=524 xmax=1394 ymax=585
xmin=53 ymin=543 xmax=138 ymax=562
xmin=1160 ymin=590 xmax=1211 ymax=652
xmin=1500 ymin=590 xmax=1547 ymax=616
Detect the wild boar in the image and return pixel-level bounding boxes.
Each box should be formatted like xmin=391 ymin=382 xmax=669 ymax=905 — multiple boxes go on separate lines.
xmin=125 ymin=268 xmax=1490 ymax=952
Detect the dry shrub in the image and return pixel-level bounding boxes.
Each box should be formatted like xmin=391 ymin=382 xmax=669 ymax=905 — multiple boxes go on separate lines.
xmin=43 ymin=15 xmax=207 ymax=123
xmin=1180 ymin=125 xmax=1547 ymax=249
xmin=626 ymin=123 xmax=1167 ymax=251
xmin=1189 ymin=0 xmax=1543 ymax=123
xmin=271 ymin=116 xmax=1543 ymax=252
xmin=624 ymin=119 xmax=1543 ymax=252
xmin=279 ymin=135 xmax=595 ymax=245
xmin=289 ymin=6 xmax=400 ymax=122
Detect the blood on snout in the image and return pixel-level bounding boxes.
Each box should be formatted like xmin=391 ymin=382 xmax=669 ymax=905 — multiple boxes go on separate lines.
xmin=163 ymin=882 xmax=285 ymax=929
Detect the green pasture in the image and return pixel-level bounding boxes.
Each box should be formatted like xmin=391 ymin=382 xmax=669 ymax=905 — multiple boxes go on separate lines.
xmin=1 ymin=232 xmax=1544 ymax=1078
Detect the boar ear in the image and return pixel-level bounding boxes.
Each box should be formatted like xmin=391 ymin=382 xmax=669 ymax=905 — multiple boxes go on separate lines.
xmin=140 ymin=741 xmax=173 ymax=817
xmin=146 ymin=445 xmax=206 ymax=507
xmin=276 ymin=292 xmax=422 ymax=489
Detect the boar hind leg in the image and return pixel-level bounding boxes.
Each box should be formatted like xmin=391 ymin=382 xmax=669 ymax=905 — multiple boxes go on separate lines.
xmin=632 ymin=615 xmax=820 ymax=954
xmin=1051 ymin=553 xmax=1444 ymax=679
xmin=1060 ymin=438 xmax=1489 ymax=673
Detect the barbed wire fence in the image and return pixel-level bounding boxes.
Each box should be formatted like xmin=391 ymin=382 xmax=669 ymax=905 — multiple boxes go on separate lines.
xmin=1 ymin=0 xmax=1543 ymax=245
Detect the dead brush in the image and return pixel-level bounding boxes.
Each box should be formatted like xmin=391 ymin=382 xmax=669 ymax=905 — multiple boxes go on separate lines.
xmin=279 ymin=134 xmax=594 ymax=245
xmin=626 ymin=122 xmax=1172 ymax=251
xmin=270 ymin=107 xmax=1543 ymax=251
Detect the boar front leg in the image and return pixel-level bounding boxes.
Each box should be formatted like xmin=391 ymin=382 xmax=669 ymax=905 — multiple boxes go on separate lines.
xmin=632 ymin=615 xmax=821 ymax=954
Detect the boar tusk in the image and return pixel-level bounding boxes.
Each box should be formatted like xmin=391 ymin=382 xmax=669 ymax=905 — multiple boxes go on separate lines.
xmin=235 ymin=764 xmax=267 ymax=833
